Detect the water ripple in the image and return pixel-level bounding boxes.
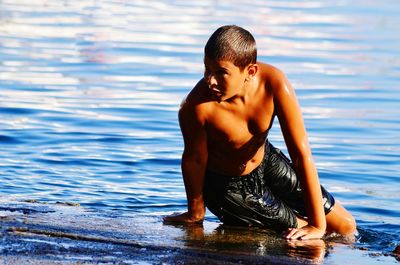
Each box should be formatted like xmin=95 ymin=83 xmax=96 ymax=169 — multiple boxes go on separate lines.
xmin=0 ymin=0 xmax=399 ymax=255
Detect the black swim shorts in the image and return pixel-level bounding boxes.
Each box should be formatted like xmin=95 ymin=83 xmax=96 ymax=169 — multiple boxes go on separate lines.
xmin=203 ymin=140 xmax=335 ymax=231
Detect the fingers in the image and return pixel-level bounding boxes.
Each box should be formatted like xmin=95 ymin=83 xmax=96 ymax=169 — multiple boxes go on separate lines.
xmin=163 ymin=212 xmax=187 ymax=223
xmin=163 ymin=212 xmax=204 ymax=224
xmin=285 ymin=228 xmax=307 ymax=240
xmin=284 ymin=227 xmax=324 ymax=240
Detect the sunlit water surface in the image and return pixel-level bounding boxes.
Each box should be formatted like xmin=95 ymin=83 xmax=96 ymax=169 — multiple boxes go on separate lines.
xmin=0 ymin=0 xmax=399 ymax=262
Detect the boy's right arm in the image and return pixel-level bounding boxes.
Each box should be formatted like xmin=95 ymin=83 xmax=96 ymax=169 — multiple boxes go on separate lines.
xmin=163 ymin=100 xmax=208 ymax=224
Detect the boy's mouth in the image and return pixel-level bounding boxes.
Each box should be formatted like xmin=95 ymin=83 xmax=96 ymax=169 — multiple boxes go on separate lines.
xmin=210 ymin=87 xmax=223 ymax=98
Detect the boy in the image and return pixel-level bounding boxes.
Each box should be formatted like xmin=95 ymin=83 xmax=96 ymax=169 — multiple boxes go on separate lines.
xmin=164 ymin=25 xmax=356 ymax=240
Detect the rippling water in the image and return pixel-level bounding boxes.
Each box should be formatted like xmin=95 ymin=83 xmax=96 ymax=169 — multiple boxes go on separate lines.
xmin=1 ymin=0 xmax=399 ymax=262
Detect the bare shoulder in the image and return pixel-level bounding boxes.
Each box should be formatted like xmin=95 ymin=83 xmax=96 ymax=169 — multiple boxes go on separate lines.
xmin=179 ymin=78 xmax=212 ymax=125
xmin=257 ymin=62 xmax=293 ymax=96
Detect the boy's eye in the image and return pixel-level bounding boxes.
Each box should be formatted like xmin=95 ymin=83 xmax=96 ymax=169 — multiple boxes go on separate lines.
xmin=203 ymin=68 xmax=227 ymax=79
xmin=216 ymin=70 xmax=227 ymax=75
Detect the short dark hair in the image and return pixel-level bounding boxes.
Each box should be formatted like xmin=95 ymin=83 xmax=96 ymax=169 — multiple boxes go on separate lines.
xmin=204 ymin=25 xmax=257 ymax=70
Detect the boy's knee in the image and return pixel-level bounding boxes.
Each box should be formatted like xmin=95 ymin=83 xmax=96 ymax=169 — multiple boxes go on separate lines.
xmin=346 ymin=215 xmax=357 ymax=234
xmin=327 ymin=203 xmax=357 ymax=235
xmin=337 ymin=214 xmax=357 ymax=235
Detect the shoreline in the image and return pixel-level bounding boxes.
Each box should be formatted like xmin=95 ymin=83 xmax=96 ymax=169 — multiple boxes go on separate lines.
xmin=0 ymin=201 xmax=397 ymax=264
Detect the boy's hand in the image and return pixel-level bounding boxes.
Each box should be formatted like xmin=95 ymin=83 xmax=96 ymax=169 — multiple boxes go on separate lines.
xmin=284 ymin=225 xmax=325 ymax=240
xmin=163 ymin=212 xmax=204 ymax=224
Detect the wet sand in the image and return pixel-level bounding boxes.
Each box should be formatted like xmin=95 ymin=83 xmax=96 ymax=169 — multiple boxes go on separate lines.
xmin=0 ymin=201 xmax=397 ymax=264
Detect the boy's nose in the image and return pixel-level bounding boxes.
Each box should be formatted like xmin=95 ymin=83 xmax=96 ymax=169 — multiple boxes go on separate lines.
xmin=207 ymin=74 xmax=218 ymax=87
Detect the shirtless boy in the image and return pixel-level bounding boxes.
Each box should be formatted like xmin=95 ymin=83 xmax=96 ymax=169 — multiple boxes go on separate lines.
xmin=164 ymin=25 xmax=356 ymax=240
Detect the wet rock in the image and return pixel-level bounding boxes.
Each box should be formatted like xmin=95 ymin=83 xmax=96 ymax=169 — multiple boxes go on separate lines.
xmin=55 ymin=201 xmax=80 ymax=206
xmin=0 ymin=201 xmax=396 ymax=265
xmin=393 ymin=245 xmax=400 ymax=255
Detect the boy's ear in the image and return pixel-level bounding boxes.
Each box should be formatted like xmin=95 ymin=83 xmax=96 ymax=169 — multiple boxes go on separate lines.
xmin=246 ymin=63 xmax=258 ymax=80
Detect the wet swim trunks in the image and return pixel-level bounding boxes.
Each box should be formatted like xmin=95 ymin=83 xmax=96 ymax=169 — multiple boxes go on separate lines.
xmin=203 ymin=140 xmax=335 ymax=231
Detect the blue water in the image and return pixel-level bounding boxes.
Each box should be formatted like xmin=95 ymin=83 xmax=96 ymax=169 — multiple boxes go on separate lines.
xmin=0 ymin=0 xmax=399 ymax=260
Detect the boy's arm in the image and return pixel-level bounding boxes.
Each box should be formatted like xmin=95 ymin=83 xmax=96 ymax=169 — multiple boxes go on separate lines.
xmin=163 ymin=100 xmax=208 ymax=223
xmin=273 ymin=71 xmax=326 ymax=240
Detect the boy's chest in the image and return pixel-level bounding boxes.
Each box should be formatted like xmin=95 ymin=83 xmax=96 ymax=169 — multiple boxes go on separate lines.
xmin=206 ymin=106 xmax=273 ymax=149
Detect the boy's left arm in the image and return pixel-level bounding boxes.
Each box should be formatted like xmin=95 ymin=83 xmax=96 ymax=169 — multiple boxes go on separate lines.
xmin=273 ymin=71 xmax=326 ymax=240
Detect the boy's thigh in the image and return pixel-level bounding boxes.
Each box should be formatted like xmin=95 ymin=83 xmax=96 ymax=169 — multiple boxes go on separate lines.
xmin=220 ymin=189 xmax=298 ymax=231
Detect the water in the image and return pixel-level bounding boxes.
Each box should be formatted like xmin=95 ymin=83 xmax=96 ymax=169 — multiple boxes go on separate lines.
xmin=0 ymin=0 xmax=399 ymax=263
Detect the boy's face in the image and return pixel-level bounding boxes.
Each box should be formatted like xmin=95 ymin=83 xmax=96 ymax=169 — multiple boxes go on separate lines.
xmin=204 ymin=57 xmax=247 ymax=102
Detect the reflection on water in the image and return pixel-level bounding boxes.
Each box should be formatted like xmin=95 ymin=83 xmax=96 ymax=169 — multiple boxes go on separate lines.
xmin=286 ymin=239 xmax=327 ymax=263
xmin=0 ymin=0 xmax=399 ymax=263
xmin=178 ymin=223 xmax=329 ymax=263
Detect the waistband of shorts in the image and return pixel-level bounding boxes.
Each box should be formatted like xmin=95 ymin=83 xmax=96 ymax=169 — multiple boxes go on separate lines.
xmin=205 ymin=141 xmax=270 ymax=183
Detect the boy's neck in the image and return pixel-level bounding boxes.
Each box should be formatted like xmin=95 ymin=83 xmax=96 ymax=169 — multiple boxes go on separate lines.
xmin=219 ymin=82 xmax=255 ymax=107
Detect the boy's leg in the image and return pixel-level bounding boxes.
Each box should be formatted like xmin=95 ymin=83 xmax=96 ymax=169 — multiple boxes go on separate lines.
xmin=325 ymin=201 xmax=357 ymax=235
xmin=263 ymin=141 xmax=356 ymax=235
xmin=220 ymin=183 xmax=299 ymax=231
xmin=263 ymin=141 xmax=335 ymax=217
xmin=293 ymin=200 xmax=356 ymax=235
xmin=204 ymin=170 xmax=300 ymax=232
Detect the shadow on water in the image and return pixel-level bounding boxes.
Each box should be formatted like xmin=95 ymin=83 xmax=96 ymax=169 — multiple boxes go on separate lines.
xmin=0 ymin=201 xmax=398 ymax=264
